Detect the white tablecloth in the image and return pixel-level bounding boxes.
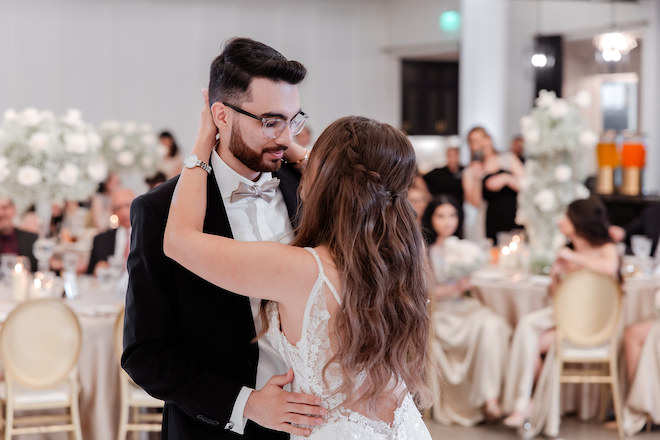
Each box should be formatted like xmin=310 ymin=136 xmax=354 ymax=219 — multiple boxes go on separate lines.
xmin=0 ymin=275 xmax=124 ymax=440
xmin=470 ymin=268 xmax=660 ymax=421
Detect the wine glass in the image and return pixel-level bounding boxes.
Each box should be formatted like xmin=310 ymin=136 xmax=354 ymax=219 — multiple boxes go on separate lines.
xmin=631 ymin=235 xmax=652 ymax=258
xmin=1 ymin=253 xmax=18 ymax=285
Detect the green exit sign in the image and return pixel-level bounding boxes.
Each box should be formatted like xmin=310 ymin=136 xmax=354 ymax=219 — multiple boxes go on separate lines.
xmin=440 ymin=10 xmax=460 ymax=32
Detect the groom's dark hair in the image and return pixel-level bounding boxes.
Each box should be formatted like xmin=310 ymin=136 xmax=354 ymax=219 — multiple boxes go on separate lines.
xmin=208 ymin=38 xmax=307 ymax=106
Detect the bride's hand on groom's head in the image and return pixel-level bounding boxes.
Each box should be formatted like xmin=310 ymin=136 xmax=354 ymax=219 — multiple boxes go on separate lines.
xmin=194 ymin=88 xmax=219 ymax=158
xmin=244 ymin=369 xmax=327 ymax=437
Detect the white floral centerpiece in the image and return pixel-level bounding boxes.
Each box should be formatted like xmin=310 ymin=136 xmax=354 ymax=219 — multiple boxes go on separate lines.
xmin=98 ymin=120 xmax=162 ymax=178
xmin=517 ymin=90 xmax=597 ymax=274
xmin=437 ymin=237 xmax=487 ymax=281
xmin=0 ymin=108 xmax=107 ymax=213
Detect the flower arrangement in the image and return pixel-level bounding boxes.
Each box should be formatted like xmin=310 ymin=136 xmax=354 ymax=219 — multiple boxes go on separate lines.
xmin=437 ymin=237 xmax=487 ymax=281
xmin=516 ymin=90 xmax=597 ymax=274
xmin=0 ymin=108 xmax=107 ymax=210
xmin=98 ymin=120 xmax=161 ymax=177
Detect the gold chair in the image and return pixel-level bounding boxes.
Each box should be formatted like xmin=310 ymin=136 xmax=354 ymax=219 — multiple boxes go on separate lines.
xmin=553 ymin=268 xmax=624 ymax=438
xmin=0 ymin=298 xmax=83 ymax=440
xmin=114 ymin=308 xmax=163 ymax=440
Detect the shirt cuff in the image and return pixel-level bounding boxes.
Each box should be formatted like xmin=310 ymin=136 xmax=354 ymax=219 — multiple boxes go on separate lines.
xmin=228 ymin=386 xmax=254 ymax=435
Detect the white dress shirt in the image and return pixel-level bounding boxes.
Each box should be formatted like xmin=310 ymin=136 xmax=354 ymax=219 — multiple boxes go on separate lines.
xmin=210 ymin=151 xmax=293 ymax=434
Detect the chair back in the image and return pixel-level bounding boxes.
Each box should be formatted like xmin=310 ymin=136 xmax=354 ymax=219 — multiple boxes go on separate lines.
xmin=0 ymin=298 xmax=82 ymax=389
xmin=114 ymin=307 xmax=125 ymax=363
xmin=553 ymin=269 xmax=621 ymax=347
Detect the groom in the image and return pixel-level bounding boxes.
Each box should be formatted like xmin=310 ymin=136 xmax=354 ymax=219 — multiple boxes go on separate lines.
xmin=122 ymin=38 xmax=322 ymax=439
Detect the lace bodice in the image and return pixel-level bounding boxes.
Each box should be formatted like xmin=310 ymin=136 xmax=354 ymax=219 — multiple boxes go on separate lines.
xmin=265 ymin=248 xmax=431 ymax=440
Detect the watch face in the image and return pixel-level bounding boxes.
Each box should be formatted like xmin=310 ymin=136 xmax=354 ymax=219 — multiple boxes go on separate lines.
xmin=184 ymin=154 xmax=198 ymax=168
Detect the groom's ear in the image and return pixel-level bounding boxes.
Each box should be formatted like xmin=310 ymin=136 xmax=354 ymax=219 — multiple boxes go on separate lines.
xmin=210 ymin=102 xmax=229 ymax=130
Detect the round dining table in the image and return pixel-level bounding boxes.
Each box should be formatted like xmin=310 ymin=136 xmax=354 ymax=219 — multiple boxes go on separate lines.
xmin=470 ymin=266 xmax=660 ymax=420
xmin=0 ymin=275 xmax=125 ymax=440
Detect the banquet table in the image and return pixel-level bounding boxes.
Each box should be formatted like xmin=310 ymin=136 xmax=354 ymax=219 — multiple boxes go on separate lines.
xmin=0 ymin=275 xmax=125 ymax=440
xmin=470 ymin=267 xmax=660 ymax=420
xmin=470 ymin=268 xmax=660 ymax=328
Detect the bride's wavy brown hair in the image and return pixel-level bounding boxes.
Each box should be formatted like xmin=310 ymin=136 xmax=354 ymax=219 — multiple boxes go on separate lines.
xmin=290 ymin=116 xmax=432 ymax=408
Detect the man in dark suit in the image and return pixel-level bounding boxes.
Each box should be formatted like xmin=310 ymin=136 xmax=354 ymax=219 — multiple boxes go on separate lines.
xmin=86 ymin=188 xmax=135 ymax=275
xmin=0 ymin=198 xmax=38 ymax=272
xmin=122 ymin=38 xmax=322 ymax=440
xmin=623 ymin=202 xmax=660 ymax=257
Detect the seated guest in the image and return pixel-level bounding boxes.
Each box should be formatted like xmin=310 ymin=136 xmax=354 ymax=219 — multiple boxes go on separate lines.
xmin=407 ymin=184 xmax=431 ymax=225
xmin=145 ymin=171 xmax=167 ymax=190
xmin=86 ymin=188 xmax=135 ymax=275
xmin=0 ymin=198 xmax=38 ymax=271
xmin=622 ymin=319 xmax=660 ymax=435
xmin=423 ymin=195 xmax=511 ymax=426
xmin=501 ymin=196 xmax=619 ymax=429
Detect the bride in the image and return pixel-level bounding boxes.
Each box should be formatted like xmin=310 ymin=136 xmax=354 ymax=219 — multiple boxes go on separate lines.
xmin=164 ymin=94 xmax=432 ymax=439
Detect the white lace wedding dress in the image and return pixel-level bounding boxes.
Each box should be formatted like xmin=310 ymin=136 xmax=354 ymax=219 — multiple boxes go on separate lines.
xmin=265 ymin=248 xmax=432 ymax=440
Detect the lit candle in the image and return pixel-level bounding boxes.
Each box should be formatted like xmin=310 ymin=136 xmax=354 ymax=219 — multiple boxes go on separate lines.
xmin=11 ymin=263 xmax=29 ymax=302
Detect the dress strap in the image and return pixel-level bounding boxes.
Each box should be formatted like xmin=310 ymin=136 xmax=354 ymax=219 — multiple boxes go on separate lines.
xmin=304 ymin=247 xmax=342 ymax=305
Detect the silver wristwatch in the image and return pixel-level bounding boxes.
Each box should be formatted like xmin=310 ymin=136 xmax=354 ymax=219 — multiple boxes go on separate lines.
xmin=183 ymin=154 xmax=212 ymax=174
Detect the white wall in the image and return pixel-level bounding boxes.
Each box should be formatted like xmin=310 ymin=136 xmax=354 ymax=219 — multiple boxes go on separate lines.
xmin=0 ymin=0 xmax=394 ymax=154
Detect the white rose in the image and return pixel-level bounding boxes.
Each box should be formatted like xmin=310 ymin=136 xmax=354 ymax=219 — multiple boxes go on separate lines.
xmin=87 ymin=161 xmax=108 ymax=182
xmin=0 ymin=157 xmax=9 ymax=182
xmin=19 ymin=108 xmax=41 ymax=126
xmin=554 ymin=165 xmax=572 ymax=183
xmin=3 ymin=109 xmax=17 ymax=122
xmin=123 ymin=121 xmax=138 ymax=134
xmin=40 ymin=110 xmax=56 ymax=123
xmin=515 ymin=209 xmax=527 ymax=225
xmin=117 ymin=150 xmax=135 ymax=167
xmin=141 ymin=156 xmax=154 ymax=169
xmin=523 ymin=128 xmax=540 ymax=146
xmin=520 ymin=115 xmax=535 ymax=130
xmin=65 ymin=133 xmax=89 ymax=154
xmin=88 ymin=132 xmax=102 ymax=150
xmin=110 ymin=135 xmax=126 ymax=151
xmin=574 ymin=184 xmax=590 ymax=199
xmin=63 ymin=109 xmax=83 ymax=129
xmin=549 ymin=100 xmax=569 ymax=119
xmin=579 ymin=130 xmax=598 ymax=148
xmin=535 ymin=90 xmax=557 ymax=108
xmin=552 ymin=234 xmax=567 ymax=250
xmin=100 ymin=120 xmax=121 ymax=132
xmin=58 ymin=163 xmax=80 ymax=186
xmin=572 ymin=90 xmax=591 ymax=108
xmin=140 ymin=134 xmax=156 ymax=145
xmin=28 ymin=132 xmax=50 ymax=152
xmin=140 ymin=123 xmax=152 ymax=132
xmin=17 ymin=166 xmax=42 ymax=186
xmin=533 ymin=189 xmax=557 ymax=212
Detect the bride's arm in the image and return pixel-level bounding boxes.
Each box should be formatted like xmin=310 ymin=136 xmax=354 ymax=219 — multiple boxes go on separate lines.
xmin=163 ymin=90 xmax=312 ymax=304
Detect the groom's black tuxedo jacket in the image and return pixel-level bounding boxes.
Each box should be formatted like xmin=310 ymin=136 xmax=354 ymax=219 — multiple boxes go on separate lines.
xmin=122 ymin=165 xmax=300 ymax=440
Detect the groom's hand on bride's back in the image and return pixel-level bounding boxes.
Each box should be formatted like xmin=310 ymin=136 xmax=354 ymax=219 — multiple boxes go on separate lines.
xmin=244 ymin=369 xmax=327 ymax=437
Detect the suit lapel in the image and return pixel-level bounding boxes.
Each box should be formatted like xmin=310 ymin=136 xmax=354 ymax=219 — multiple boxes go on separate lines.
xmin=203 ymin=171 xmax=233 ymax=238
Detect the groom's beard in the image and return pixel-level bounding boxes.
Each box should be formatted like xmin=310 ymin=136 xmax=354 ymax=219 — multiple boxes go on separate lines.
xmin=229 ymin=124 xmax=286 ymax=173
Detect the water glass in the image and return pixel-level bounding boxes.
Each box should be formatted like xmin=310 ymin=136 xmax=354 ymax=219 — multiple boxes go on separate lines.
xmin=96 ymin=266 xmax=113 ymax=289
xmin=1 ymin=253 xmax=18 ymax=284
xmin=631 ymin=235 xmax=652 ymax=258
xmin=62 ymin=252 xmax=79 ymax=273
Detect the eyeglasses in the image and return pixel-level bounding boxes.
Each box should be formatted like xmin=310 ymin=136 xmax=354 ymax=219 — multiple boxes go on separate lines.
xmin=223 ymin=102 xmax=308 ymax=139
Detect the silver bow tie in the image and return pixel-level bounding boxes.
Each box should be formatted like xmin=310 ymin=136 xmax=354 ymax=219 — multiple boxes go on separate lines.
xmin=230 ymin=178 xmax=280 ymax=203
